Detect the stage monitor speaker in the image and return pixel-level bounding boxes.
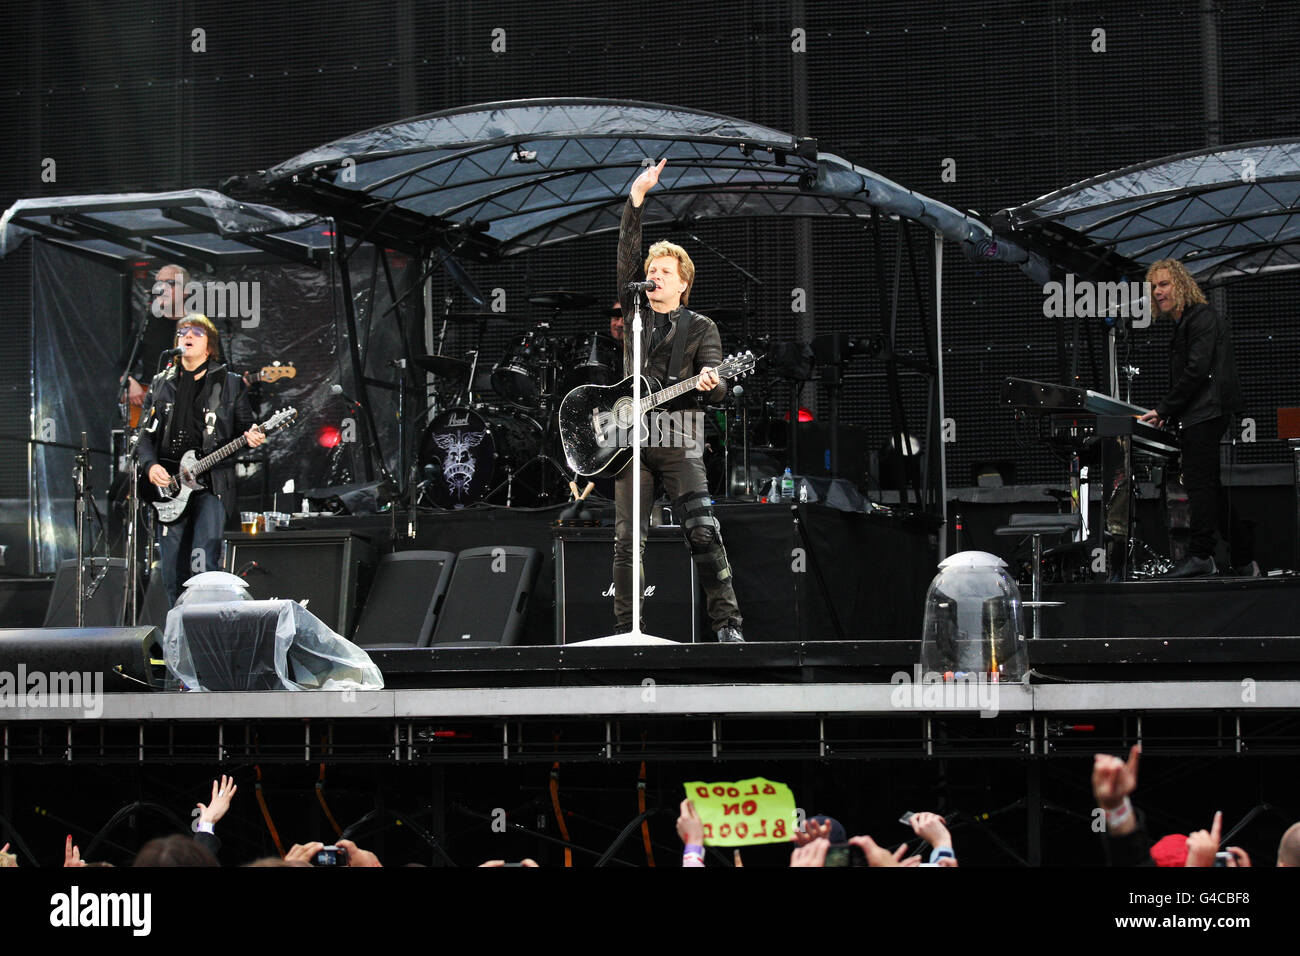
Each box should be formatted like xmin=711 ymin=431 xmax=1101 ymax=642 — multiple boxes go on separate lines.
xmin=430 ymin=546 xmax=540 ymax=648
xmin=0 ymin=625 xmax=162 ymax=691
xmin=351 ymin=550 xmax=456 ymax=648
xmin=553 ymin=528 xmax=702 ymax=644
xmin=43 ymin=558 xmax=127 ymax=627
xmin=224 ymin=531 xmax=375 ymax=635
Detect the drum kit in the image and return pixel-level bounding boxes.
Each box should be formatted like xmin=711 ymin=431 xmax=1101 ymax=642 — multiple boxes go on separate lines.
xmin=413 ymin=291 xmax=822 ymax=509
xmin=414 ymin=291 xmax=621 ymax=508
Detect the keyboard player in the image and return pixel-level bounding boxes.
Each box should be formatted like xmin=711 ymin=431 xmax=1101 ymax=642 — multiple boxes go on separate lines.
xmin=1137 ymin=259 xmax=1243 ymax=578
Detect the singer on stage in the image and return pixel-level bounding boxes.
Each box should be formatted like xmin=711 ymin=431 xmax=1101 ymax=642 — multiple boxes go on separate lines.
xmin=613 ymin=159 xmax=744 ymax=643
xmin=138 ymin=314 xmax=265 ymax=607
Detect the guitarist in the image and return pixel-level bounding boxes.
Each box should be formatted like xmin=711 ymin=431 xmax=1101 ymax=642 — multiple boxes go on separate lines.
xmin=137 ymin=314 xmax=266 ymax=607
xmin=612 ymin=158 xmax=743 ymax=643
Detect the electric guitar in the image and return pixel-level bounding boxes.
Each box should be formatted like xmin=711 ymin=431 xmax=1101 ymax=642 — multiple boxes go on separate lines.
xmin=149 ymin=407 xmax=297 ymax=523
xmin=558 ymin=352 xmax=757 ymax=478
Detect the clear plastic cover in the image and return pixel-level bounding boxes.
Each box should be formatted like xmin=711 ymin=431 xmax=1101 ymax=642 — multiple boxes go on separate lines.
xmin=163 ymin=591 xmax=384 ymax=692
xmin=920 ymin=551 xmax=1027 ymax=681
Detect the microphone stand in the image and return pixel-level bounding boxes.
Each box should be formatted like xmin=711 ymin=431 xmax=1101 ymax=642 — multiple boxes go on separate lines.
xmin=73 ymin=432 xmax=90 ymax=626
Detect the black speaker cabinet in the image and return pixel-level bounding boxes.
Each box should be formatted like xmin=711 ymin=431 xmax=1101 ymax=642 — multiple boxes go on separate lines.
xmin=351 ymin=550 xmax=456 ymax=648
xmin=0 ymin=626 xmax=162 ymax=691
xmin=224 ymin=530 xmax=375 ymax=635
xmin=43 ymin=558 xmax=127 ymax=627
xmin=430 ymin=546 xmax=541 ymax=648
xmin=553 ymin=528 xmax=703 ymax=644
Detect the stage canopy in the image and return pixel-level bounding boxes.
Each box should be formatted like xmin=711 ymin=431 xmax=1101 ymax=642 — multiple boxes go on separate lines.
xmin=0 ymin=189 xmax=330 ymax=269
xmin=993 ymin=138 xmax=1300 ymax=288
xmin=250 ymin=96 xmax=1022 ymax=267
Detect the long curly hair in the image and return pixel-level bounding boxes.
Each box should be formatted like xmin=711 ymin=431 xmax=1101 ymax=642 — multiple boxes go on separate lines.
xmin=1146 ymin=258 xmax=1207 ymax=317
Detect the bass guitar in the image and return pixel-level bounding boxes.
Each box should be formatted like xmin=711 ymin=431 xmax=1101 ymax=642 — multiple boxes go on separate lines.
xmin=149 ymin=406 xmax=297 ymax=523
xmin=558 ymin=352 xmax=757 ymax=478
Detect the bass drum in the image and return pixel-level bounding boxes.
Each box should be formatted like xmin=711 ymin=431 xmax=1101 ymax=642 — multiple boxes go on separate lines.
xmin=419 ymin=406 xmax=542 ymax=508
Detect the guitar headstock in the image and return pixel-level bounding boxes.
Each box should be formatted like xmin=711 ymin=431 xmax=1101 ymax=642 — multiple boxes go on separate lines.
xmin=719 ymin=350 xmax=758 ymax=381
xmin=260 ymin=363 xmax=297 ymax=383
xmin=261 ymin=407 xmax=298 ymax=434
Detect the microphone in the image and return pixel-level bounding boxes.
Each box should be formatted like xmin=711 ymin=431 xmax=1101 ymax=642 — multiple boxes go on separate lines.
xmin=627 ymin=279 xmax=658 ymax=292
xmin=330 ymin=383 xmax=363 ymax=408
xmin=163 ymin=347 xmax=183 ymax=357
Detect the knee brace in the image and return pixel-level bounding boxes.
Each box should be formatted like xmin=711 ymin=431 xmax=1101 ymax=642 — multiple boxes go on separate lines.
xmin=676 ymin=491 xmax=732 ymax=583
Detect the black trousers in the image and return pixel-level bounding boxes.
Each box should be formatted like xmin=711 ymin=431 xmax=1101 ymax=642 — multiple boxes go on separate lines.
xmin=613 ymin=443 xmax=741 ymax=632
xmin=1180 ymin=415 xmax=1227 ymax=560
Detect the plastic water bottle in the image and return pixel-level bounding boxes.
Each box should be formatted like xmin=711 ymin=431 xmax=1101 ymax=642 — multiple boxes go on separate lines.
xmin=780 ymin=468 xmax=795 ymax=501
xmin=766 ymin=476 xmax=779 ymax=501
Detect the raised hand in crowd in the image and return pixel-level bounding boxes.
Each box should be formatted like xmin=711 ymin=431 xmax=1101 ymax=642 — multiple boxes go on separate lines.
xmin=64 ymin=834 xmax=87 ymax=867
xmin=284 ymin=841 xmax=324 ymax=865
xmin=791 ymin=816 xmax=835 ymax=847
xmin=0 ymin=842 xmax=16 ymax=867
xmin=909 ymin=812 xmax=952 ymax=850
xmin=849 ymin=835 xmax=922 ymax=867
xmin=790 ymin=837 xmax=831 ymax=867
xmin=1092 ymin=744 xmax=1141 ymax=836
xmin=677 ymin=797 xmax=706 ymax=867
xmin=197 ymin=774 xmax=237 ymax=826
xmin=335 ymin=838 xmax=382 ymax=867
xmin=1185 ymin=811 xmax=1223 ymax=867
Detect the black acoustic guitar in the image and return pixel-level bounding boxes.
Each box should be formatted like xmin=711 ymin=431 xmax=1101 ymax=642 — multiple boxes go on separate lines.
xmin=558 ymin=352 xmax=757 ymax=478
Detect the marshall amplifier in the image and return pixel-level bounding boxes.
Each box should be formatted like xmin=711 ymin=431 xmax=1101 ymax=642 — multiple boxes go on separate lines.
xmin=553 ymin=527 xmax=703 ymax=644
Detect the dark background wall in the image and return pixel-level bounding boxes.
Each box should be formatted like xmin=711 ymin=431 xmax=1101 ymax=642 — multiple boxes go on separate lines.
xmin=2 ymin=0 xmax=1297 ymax=500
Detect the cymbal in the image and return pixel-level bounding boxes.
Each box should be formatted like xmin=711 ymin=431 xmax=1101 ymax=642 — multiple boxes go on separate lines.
xmin=412 ymin=354 xmax=471 ymax=378
xmin=528 ymin=290 xmax=596 ymax=310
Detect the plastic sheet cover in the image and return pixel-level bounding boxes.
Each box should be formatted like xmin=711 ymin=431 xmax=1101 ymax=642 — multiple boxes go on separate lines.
xmin=164 ymin=580 xmax=383 ymax=692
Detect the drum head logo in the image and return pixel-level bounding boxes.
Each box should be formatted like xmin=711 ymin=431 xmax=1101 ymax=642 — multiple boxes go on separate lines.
xmin=433 ymin=428 xmax=486 ymax=498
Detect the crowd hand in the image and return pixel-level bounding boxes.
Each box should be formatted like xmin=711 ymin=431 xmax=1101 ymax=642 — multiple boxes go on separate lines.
xmin=64 ymin=835 xmax=87 ymax=867
xmin=909 ymin=812 xmax=952 ymax=850
xmin=0 ymin=842 xmax=15 ymax=867
xmin=1092 ymin=744 xmax=1140 ymax=810
xmin=791 ymin=817 xmax=834 ymax=847
xmin=733 ymin=850 xmax=744 ymax=867
xmin=790 ymin=837 xmax=830 ymax=867
xmin=197 ymin=774 xmax=237 ymax=826
xmin=1222 ymin=846 xmax=1251 ymax=867
xmin=630 ymin=158 xmax=667 ymax=205
xmin=696 ymin=367 xmax=720 ymax=392
xmin=1185 ymin=812 xmax=1223 ymax=867
xmin=284 ymin=841 xmax=324 ymax=865
xmin=478 ymin=859 xmax=540 ymax=867
xmin=849 ymin=835 xmax=920 ymax=867
xmin=676 ymin=798 xmax=704 ymax=846
xmin=1138 ymin=409 xmax=1164 ymax=428
xmin=335 ymin=838 xmax=382 ymax=867
xmin=148 ymin=464 xmax=172 ymax=487
xmin=245 ymin=425 xmax=266 ymax=448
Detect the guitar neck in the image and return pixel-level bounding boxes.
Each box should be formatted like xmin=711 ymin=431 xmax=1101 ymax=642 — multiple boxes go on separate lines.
xmin=646 ymin=371 xmax=717 ymax=409
xmin=191 ymin=433 xmax=250 ymax=477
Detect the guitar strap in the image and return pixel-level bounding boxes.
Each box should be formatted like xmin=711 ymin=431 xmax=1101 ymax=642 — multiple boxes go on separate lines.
xmin=665 ymin=309 xmax=693 ymax=390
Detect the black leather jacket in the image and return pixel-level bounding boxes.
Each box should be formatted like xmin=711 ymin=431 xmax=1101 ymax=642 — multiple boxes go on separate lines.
xmin=1156 ymin=301 xmax=1244 ymax=427
xmin=137 ymin=362 xmax=257 ymax=520
xmin=617 ymin=198 xmax=726 ymax=407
